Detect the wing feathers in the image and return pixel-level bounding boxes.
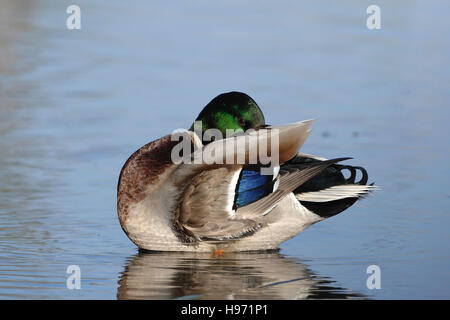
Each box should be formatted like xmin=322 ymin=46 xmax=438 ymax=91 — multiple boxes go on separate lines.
xmin=176 ymin=158 xmax=350 ymax=241
xmin=235 ymin=158 xmax=350 ymax=219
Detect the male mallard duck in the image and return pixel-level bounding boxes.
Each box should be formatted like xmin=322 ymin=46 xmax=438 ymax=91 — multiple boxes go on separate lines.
xmin=117 ymin=92 xmax=376 ymax=252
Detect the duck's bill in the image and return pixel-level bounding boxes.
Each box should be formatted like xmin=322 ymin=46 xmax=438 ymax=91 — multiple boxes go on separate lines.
xmin=185 ymin=119 xmax=315 ymax=167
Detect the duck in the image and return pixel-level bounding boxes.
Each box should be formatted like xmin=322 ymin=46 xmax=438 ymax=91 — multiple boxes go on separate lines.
xmin=117 ymin=91 xmax=377 ymax=252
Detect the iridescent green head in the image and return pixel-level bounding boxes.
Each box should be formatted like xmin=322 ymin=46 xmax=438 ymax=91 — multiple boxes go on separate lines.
xmin=190 ymin=92 xmax=266 ymax=143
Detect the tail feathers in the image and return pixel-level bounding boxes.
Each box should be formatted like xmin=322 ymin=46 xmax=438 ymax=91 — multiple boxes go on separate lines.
xmin=284 ymin=155 xmax=377 ymax=218
xmin=295 ymin=184 xmax=379 ymax=202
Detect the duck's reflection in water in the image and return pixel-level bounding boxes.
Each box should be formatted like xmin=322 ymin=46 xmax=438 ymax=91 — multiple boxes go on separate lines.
xmin=117 ymin=251 xmax=364 ymax=300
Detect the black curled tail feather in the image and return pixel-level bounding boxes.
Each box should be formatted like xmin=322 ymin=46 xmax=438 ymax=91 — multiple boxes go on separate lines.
xmin=333 ymin=164 xmax=368 ymax=185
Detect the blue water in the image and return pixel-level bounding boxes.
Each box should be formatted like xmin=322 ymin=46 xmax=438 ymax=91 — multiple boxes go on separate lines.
xmin=0 ymin=0 xmax=449 ymax=299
